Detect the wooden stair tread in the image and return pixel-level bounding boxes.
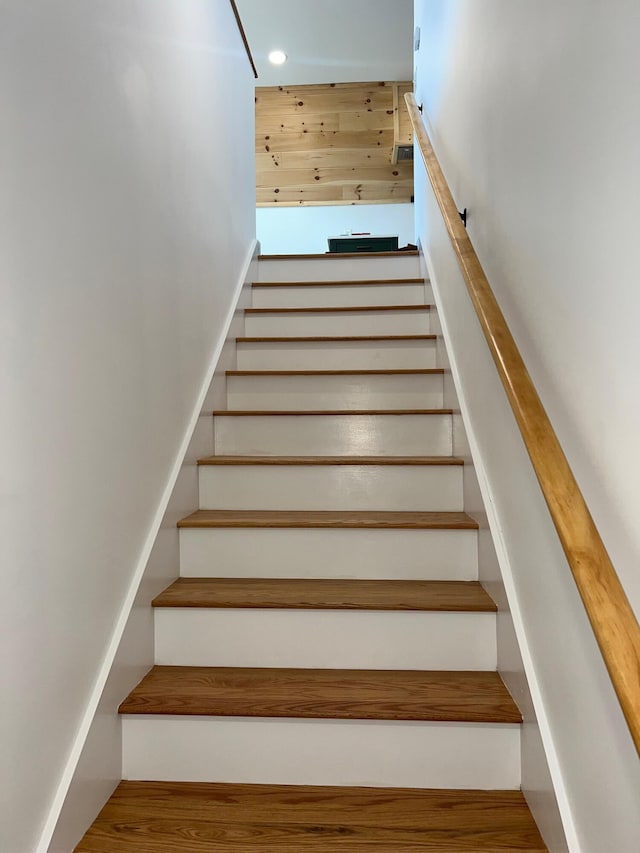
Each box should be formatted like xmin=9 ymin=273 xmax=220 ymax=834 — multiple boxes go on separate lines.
xmin=119 ymin=667 xmax=521 ymax=722
xmin=152 ymin=579 xmax=496 ymax=612
xmin=177 ymin=510 xmax=478 ymax=530
xmin=212 ymin=408 xmax=454 ymax=416
xmin=197 ymin=455 xmax=463 ymax=466
xmin=226 ymin=368 xmax=443 ymax=376
xmin=238 ymin=334 xmax=436 ymax=342
xmin=252 ymin=278 xmax=425 ymax=287
xmin=259 ymin=250 xmax=420 ymax=259
xmin=75 ymin=781 xmax=547 ymax=852
xmin=245 ymin=304 xmax=431 ymax=314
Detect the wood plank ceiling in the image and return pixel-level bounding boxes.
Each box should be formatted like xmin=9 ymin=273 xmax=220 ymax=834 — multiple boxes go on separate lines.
xmin=256 ymin=81 xmax=414 ymax=207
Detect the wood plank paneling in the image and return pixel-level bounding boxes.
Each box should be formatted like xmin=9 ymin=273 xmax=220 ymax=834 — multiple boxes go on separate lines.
xmin=256 ymin=165 xmax=412 ymax=190
xmin=339 ymin=110 xmax=397 ymax=132
xmin=257 ymin=130 xmax=395 ymax=153
xmin=256 ymin=82 xmax=413 ymax=207
xmin=342 ymin=183 xmax=410 ymax=202
xmin=255 ymin=84 xmax=394 ymax=115
xmin=256 ymin=114 xmax=341 ymax=134
xmin=398 ymin=88 xmax=414 ymax=145
xmin=256 ymin=149 xmax=394 ymax=170
xmin=392 ymin=83 xmax=414 ymax=164
xmin=257 ymin=186 xmax=341 ymax=205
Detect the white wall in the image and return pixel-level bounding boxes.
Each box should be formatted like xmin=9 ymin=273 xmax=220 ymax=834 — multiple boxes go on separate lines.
xmin=0 ymin=3 xmax=256 ymax=852
xmin=414 ymin=1 xmax=640 ymax=850
xmin=415 ymin=0 xmax=640 ymax=617
xmin=429 ymin=301 xmax=568 ymax=852
xmin=236 ymin=0 xmax=413 ymax=85
xmin=257 ymin=203 xmax=415 ymax=254
xmin=45 ymin=256 xmax=258 ymax=853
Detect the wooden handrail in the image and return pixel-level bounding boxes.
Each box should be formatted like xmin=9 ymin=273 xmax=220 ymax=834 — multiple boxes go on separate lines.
xmin=405 ymin=92 xmax=640 ymax=756
xmin=229 ymin=0 xmax=258 ymax=79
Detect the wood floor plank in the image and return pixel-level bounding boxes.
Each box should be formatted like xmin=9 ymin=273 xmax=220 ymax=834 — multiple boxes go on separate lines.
xmin=226 ymin=368 xmax=443 ymax=376
xmin=118 ymin=667 xmax=521 ymax=722
xmin=258 ymin=250 xmax=420 ymax=259
xmin=252 ymin=278 xmax=425 ymax=287
xmin=237 ymin=334 xmax=436 ymax=342
xmin=245 ymin=304 xmax=431 ymax=314
xmin=76 ymin=781 xmax=546 ymax=852
xmin=152 ymin=579 xmax=497 ymax=612
xmin=176 ymin=510 xmax=478 ymax=530
xmin=197 ymin=456 xmax=463 ymax=466
xmin=211 ymin=408 xmax=454 ymax=416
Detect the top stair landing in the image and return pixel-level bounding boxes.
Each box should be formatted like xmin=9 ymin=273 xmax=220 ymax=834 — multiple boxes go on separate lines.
xmin=256 ymin=250 xmax=421 ymax=282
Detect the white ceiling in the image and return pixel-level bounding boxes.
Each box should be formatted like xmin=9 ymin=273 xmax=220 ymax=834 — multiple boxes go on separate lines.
xmin=235 ymin=0 xmax=414 ymax=86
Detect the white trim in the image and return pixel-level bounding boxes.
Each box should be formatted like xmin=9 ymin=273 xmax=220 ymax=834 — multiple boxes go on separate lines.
xmin=419 ymin=240 xmax=580 ymax=852
xmin=36 ymin=238 xmax=258 ymax=853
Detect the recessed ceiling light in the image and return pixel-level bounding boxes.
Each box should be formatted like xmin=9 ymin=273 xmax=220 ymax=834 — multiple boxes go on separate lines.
xmin=268 ymin=50 xmax=287 ymax=65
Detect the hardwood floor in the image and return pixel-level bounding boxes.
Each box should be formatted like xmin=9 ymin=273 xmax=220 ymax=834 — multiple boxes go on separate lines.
xmin=252 ymin=278 xmax=425 ymax=287
xmin=196 ymin=455 xmax=463 ymax=466
xmin=258 ymin=250 xmax=420 ymax=259
xmin=211 ymin=408 xmax=454 ymax=416
xmin=226 ymin=368 xmax=443 ymax=375
xmin=75 ymin=781 xmax=548 ymax=852
xmin=152 ymin=578 xmax=496 ymax=612
xmin=237 ymin=334 xmax=436 ymax=341
xmin=245 ymin=304 xmax=431 ymax=314
xmin=118 ymin=667 xmax=521 ymax=723
xmin=176 ymin=510 xmax=479 ymax=529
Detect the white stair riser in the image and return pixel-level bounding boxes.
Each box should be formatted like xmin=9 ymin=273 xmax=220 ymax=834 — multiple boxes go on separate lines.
xmin=237 ymin=339 xmax=436 ymax=371
xmin=244 ymin=309 xmax=431 ymax=337
xmin=154 ymin=609 xmax=496 ymax=670
xmin=252 ymin=283 xmax=431 ymax=309
xmin=214 ymin=414 xmax=453 ymax=457
xmin=199 ymin=464 xmax=463 ymax=512
xmin=179 ymin=528 xmax=478 ymax=580
xmin=227 ymin=373 xmax=443 ymax=411
xmin=122 ymin=717 xmax=520 ymax=789
xmin=257 ymin=256 xmax=422 ymax=282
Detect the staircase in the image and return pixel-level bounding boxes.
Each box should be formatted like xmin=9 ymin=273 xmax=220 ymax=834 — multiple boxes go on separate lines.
xmin=76 ymin=252 xmax=547 ymax=851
